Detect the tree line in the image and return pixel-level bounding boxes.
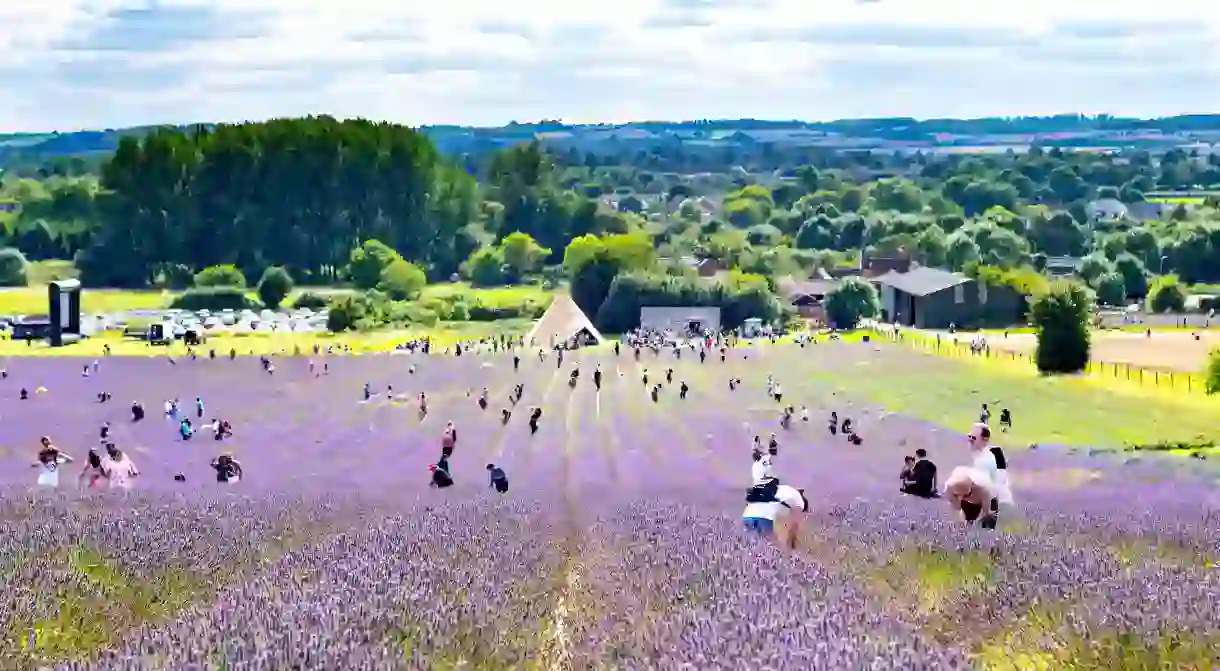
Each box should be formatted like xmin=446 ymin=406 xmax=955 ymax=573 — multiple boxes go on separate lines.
xmin=5 ymin=115 xmax=1220 ymax=326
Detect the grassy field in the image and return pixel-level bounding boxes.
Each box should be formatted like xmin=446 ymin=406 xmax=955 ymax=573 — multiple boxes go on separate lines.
xmin=815 ymin=336 xmax=1220 ymax=451
xmin=0 ymin=278 xmax=555 ymax=316
xmin=0 ymin=319 xmax=534 ymax=358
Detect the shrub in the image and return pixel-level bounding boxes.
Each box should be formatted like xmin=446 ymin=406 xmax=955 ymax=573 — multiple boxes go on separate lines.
xmin=194 ymin=264 xmax=246 ymax=289
xmin=448 ymin=301 xmax=471 ymax=322
xmin=256 ymin=266 xmax=294 ymax=309
xmin=1147 ymin=274 xmax=1186 ymax=313
xmin=1030 ymin=280 xmax=1092 ymax=374
xmin=1206 ymin=349 xmax=1220 ymax=396
xmin=1092 ymin=271 xmax=1126 ymax=307
xmin=158 ymin=263 xmax=195 ymax=290
xmin=326 ymin=295 xmax=367 ymax=332
xmin=823 ymin=277 xmax=879 ymax=329
xmin=462 ymin=247 xmax=507 ymax=287
xmin=348 ymin=239 xmax=400 ymax=290
xmin=0 ymin=247 xmax=30 ymax=287
xmin=377 ymin=259 xmax=427 ymax=300
xmin=169 ymin=287 xmax=260 ymax=311
xmin=292 ymin=291 xmax=332 ymax=310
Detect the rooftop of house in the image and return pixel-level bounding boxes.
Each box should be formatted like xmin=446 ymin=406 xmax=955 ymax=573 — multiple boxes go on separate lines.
xmin=873 ymin=267 xmax=972 ymax=297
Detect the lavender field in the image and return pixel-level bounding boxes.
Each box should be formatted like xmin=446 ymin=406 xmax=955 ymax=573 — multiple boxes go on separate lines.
xmin=0 ymin=342 xmax=1218 ymax=670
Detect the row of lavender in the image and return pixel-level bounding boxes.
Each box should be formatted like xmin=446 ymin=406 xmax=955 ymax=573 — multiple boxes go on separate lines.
xmin=0 ymin=344 xmax=1216 ymax=668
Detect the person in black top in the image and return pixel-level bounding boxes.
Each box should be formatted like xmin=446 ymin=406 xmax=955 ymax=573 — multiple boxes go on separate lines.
xmin=529 ymin=407 xmax=542 ymax=434
xmin=487 ymin=463 xmax=508 ymax=493
xmin=593 ymin=367 xmax=602 ymax=390
xmin=19 ymin=388 xmax=28 ymax=400
xmin=431 ymin=458 xmax=454 ymax=488
xmin=211 ymin=454 xmax=243 ymax=483
xmin=131 ymin=401 xmax=144 ymax=422
xmin=902 ymin=449 xmax=938 ymax=498
xmin=513 ymin=354 xmax=520 ymax=371
xmin=679 ymin=381 xmax=689 ymax=399
xmin=999 ymin=408 xmax=1012 ymax=432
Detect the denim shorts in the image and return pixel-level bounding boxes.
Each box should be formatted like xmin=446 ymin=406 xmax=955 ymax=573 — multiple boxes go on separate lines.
xmin=743 ymin=517 xmax=774 ymax=534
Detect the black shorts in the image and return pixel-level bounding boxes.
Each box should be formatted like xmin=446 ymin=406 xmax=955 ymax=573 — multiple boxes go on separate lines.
xmin=494 ymin=480 xmax=508 ymax=493
xmin=441 ymin=446 xmax=453 ymax=458
xmin=961 ymin=498 xmax=999 ymax=524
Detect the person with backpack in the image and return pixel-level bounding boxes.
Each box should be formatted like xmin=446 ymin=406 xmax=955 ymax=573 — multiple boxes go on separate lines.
xmin=742 ymin=477 xmax=808 ymax=549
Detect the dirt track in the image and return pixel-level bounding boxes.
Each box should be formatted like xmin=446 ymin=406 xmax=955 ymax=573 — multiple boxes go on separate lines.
xmin=971 ymin=330 xmax=1219 ymax=373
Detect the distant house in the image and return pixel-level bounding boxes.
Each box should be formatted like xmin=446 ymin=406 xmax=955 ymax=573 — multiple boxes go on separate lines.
xmin=694 ymin=258 xmax=723 ymax=277
xmin=1087 ymin=198 xmax=1128 ymax=223
xmin=860 ymin=252 xmax=912 ymax=278
xmin=1127 ymin=201 xmax=1167 ymax=222
xmin=873 ymin=267 xmax=1023 ymax=329
xmin=778 ymin=276 xmax=839 ymax=322
xmin=1044 ymin=256 xmax=1083 ymax=277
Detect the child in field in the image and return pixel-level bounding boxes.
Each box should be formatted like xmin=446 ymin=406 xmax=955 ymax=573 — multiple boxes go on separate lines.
xmin=487 ymin=463 xmax=509 ymax=493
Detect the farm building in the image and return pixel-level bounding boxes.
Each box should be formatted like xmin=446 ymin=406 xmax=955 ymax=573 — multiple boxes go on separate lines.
xmin=639 ymin=306 xmax=722 ymax=335
xmin=777 ymin=276 xmax=839 ymax=321
xmin=873 ymin=267 xmax=1024 ymax=329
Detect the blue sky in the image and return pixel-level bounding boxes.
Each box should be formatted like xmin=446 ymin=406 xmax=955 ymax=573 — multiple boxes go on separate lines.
xmin=1 ymin=0 xmax=1219 ymax=132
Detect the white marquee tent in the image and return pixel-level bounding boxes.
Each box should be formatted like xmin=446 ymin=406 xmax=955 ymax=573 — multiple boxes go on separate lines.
xmin=526 ymin=294 xmax=604 ymax=347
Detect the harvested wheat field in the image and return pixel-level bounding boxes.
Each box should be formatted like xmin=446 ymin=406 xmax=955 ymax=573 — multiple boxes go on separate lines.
xmin=975 ymin=330 xmax=1220 ymax=373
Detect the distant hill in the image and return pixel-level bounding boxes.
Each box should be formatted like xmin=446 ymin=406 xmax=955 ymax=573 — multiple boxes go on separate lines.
xmin=4 ymin=114 xmax=1220 ymax=170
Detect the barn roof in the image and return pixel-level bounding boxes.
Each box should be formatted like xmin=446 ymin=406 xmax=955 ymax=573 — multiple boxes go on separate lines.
xmin=873 ymin=267 xmax=971 ymax=297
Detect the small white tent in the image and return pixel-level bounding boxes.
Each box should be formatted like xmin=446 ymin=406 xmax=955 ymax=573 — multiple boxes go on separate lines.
xmin=526 ymin=294 xmax=604 ymax=347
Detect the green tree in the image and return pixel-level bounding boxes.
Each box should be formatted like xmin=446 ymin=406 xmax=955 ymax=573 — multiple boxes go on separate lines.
xmin=349 ymin=240 xmax=400 ymax=290
xmin=377 ymin=258 xmax=427 ymax=300
xmin=463 ymin=247 xmax=506 ymax=287
xmin=499 ymin=232 xmax=550 ymax=281
xmin=1147 ymin=274 xmax=1186 ymax=313
xmin=1092 ymin=271 xmax=1126 ymax=306
xmin=1030 ymin=281 xmax=1092 ymax=374
xmin=1205 ymin=349 xmax=1220 ymax=395
xmin=0 ymin=247 xmax=29 ymax=287
xmin=256 ymin=266 xmax=294 ymax=309
xmin=194 ymin=264 xmax=246 ymax=288
xmin=823 ymin=277 xmax=879 ymax=329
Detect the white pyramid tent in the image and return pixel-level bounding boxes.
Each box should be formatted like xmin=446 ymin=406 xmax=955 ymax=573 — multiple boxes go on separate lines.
xmin=527 ymin=294 xmax=604 ymax=347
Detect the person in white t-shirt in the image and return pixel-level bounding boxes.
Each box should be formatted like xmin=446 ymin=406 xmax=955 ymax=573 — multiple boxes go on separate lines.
xmin=742 ymin=481 xmax=808 ymax=549
xmin=751 ymin=450 xmax=776 ymax=484
xmin=33 ymin=437 xmax=73 ymax=488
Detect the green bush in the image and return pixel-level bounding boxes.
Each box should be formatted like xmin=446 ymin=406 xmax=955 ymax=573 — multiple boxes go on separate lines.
xmin=1147 ymin=274 xmax=1186 ymax=313
xmin=377 ymin=258 xmax=427 ymax=300
xmin=1030 ymin=280 xmax=1092 ymax=374
xmin=448 ymin=301 xmax=471 ymax=321
xmin=169 ymin=287 xmax=260 ymax=311
xmin=0 ymin=247 xmax=30 ymax=287
xmin=256 ymin=266 xmax=294 ymax=309
xmin=824 ymin=277 xmax=879 ymax=329
xmin=157 ymin=263 xmax=195 ymax=290
xmin=292 ymin=291 xmax=332 ymax=310
xmin=194 ymin=264 xmax=247 ymax=288
xmin=348 ymin=239 xmax=399 ymax=290
xmin=1206 ymin=349 xmax=1220 ymax=395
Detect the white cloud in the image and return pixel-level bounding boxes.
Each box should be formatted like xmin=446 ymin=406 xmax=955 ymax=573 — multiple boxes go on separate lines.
xmin=0 ymin=0 xmax=1218 ymax=131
